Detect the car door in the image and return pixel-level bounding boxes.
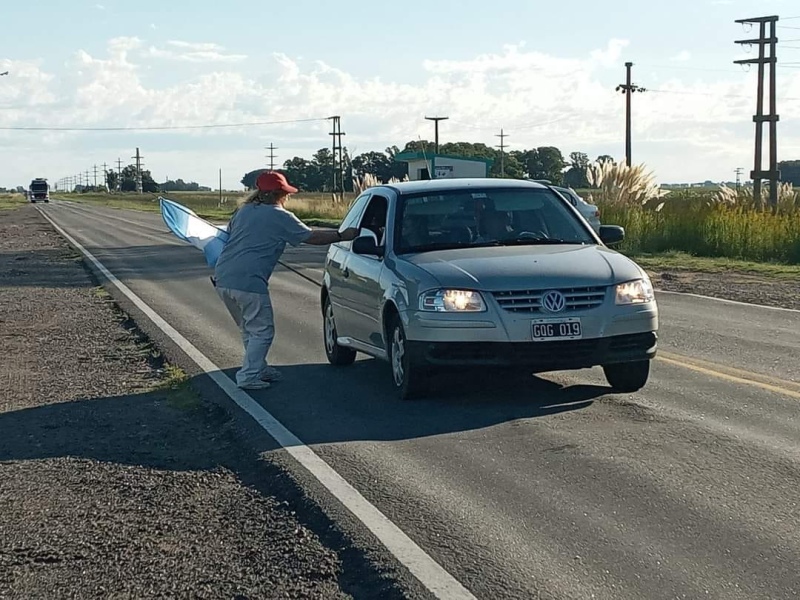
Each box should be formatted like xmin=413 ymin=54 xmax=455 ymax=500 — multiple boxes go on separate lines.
xmin=337 ymin=194 xmax=389 ymax=348
xmin=326 ymin=192 xmax=371 ymax=338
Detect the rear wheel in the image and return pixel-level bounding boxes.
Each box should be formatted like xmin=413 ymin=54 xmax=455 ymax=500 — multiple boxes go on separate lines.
xmin=603 ymin=360 xmax=650 ymax=392
xmin=323 ymin=295 xmax=356 ymax=366
xmin=388 ymin=315 xmax=428 ymax=400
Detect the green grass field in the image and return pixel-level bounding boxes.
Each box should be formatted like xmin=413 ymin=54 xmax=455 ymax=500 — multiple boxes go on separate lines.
xmin=0 ymin=193 xmax=28 ymax=210
xmin=51 ymin=187 xmax=800 ymax=269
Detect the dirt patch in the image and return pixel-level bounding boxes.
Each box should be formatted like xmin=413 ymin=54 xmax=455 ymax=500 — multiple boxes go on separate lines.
xmin=0 ymin=206 xmax=403 ymax=599
xmin=648 ymin=269 xmax=800 ymax=310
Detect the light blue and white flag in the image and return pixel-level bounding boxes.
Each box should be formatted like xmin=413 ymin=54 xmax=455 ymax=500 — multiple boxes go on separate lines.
xmin=159 ymin=196 xmax=229 ymax=267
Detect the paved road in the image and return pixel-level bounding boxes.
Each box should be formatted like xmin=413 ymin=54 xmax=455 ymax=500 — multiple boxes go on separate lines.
xmin=42 ymin=201 xmax=800 ymax=599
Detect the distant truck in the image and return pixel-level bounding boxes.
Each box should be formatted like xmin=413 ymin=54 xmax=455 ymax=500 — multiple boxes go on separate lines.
xmin=29 ymin=178 xmax=50 ymax=203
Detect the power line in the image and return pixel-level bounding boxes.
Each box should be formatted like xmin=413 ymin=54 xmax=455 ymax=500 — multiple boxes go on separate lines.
xmin=0 ymin=116 xmax=330 ymax=132
xmin=646 ymin=88 xmax=800 ymax=100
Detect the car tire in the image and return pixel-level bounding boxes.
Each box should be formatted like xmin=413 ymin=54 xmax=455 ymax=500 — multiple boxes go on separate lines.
xmin=387 ymin=315 xmax=427 ymax=400
xmin=323 ymin=295 xmax=356 ymax=366
xmin=603 ymin=360 xmax=650 ymax=392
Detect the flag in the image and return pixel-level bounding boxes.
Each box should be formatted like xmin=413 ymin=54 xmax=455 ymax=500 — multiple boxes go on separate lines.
xmin=159 ymin=196 xmax=229 ymax=267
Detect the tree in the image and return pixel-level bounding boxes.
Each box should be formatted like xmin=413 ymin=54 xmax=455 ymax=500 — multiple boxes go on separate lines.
xmin=596 ymin=155 xmax=616 ymax=165
xmin=351 ymin=151 xmax=393 ymax=182
xmin=106 ymin=170 xmax=119 ymax=191
xmin=521 ymin=147 xmax=566 ymax=184
xmin=241 ymin=169 xmax=269 ymax=190
xmin=563 ymin=151 xmax=590 ymax=188
xmin=118 ymin=165 xmax=158 ymax=193
xmin=778 ymin=160 xmax=800 ymax=186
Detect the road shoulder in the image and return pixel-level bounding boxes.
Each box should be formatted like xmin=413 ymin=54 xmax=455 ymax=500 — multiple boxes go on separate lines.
xmin=0 ymin=205 xmax=404 ymax=598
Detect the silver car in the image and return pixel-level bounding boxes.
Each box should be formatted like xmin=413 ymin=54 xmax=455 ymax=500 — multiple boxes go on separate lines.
xmin=321 ymin=178 xmax=658 ymax=400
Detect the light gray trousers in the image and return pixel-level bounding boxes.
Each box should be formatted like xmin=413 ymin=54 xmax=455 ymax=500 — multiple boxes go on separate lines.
xmin=216 ymin=287 xmax=275 ymax=386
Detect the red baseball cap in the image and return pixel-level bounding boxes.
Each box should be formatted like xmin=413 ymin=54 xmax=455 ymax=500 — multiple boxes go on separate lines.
xmin=256 ymin=171 xmax=298 ymax=194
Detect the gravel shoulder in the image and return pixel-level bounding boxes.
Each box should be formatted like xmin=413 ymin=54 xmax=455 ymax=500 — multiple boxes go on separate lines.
xmin=0 ymin=206 xmax=403 ymax=599
xmin=647 ymin=269 xmax=800 ymax=310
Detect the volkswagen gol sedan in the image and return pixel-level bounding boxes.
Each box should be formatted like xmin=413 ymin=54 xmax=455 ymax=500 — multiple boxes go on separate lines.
xmin=320 ymin=178 xmax=658 ymax=399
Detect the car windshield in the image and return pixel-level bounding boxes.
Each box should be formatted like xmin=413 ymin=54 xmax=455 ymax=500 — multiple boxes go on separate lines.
xmin=395 ymin=187 xmax=595 ymax=253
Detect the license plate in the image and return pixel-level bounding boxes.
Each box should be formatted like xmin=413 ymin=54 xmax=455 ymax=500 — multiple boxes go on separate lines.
xmin=531 ymin=317 xmax=582 ymax=341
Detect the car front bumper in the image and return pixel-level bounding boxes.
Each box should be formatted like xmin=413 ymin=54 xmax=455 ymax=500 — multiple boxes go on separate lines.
xmin=408 ymin=331 xmax=657 ymax=370
xmin=403 ymin=301 xmax=658 ymax=370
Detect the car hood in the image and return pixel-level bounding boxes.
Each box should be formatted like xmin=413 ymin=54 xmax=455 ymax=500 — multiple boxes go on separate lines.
xmin=401 ymin=245 xmax=645 ymax=291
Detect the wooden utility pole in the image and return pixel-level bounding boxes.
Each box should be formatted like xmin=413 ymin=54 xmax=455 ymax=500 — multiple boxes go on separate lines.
xmin=425 ymin=116 xmax=448 ymax=153
xmin=616 ymin=62 xmax=646 ymax=167
xmin=735 ymin=15 xmax=779 ymax=210
xmin=495 ymin=128 xmax=509 ymax=177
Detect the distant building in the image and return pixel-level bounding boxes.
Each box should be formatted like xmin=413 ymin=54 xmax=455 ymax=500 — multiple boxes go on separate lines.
xmin=394 ymin=151 xmax=493 ymax=181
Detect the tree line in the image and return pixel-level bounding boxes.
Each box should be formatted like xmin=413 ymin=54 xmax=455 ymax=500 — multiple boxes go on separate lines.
xmin=241 ymin=140 xmax=619 ymax=192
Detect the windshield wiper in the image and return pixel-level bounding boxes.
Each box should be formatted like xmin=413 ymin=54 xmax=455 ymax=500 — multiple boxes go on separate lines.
xmin=499 ymin=237 xmax=588 ymax=246
xmin=403 ymin=241 xmax=477 ymax=252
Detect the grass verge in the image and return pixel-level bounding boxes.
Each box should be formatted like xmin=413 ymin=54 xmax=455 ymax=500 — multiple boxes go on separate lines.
xmin=630 ymin=251 xmax=800 ymax=280
xmin=0 ymin=193 xmax=28 ymax=210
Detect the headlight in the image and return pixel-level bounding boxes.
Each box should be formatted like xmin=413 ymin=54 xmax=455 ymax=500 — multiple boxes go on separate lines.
xmin=419 ymin=289 xmax=486 ymax=312
xmin=615 ymin=278 xmax=655 ymax=305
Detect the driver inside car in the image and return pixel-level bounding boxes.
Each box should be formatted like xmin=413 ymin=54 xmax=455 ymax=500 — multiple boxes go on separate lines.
xmin=476 ymin=209 xmax=514 ymax=242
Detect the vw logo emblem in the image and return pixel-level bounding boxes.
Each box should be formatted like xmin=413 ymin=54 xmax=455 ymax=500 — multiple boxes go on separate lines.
xmin=541 ymin=290 xmax=566 ymax=313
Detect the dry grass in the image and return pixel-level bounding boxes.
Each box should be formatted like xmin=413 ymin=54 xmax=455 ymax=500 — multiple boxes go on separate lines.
xmin=584 ymin=159 xmax=800 ymax=264
xmin=0 ymin=193 xmax=28 ymax=210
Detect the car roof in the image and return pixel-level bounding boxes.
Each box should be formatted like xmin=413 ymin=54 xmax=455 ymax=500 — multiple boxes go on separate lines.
xmin=382 ymin=178 xmax=549 ymax=195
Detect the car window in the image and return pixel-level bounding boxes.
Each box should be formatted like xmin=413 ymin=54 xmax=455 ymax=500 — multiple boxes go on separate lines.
xmin=357 ymin=195 xmax=388 ymax=246
xmin=338 ymin=193 xmax=371 ymax=234
xmin=395 ymin=187 xmax=595 ymax=253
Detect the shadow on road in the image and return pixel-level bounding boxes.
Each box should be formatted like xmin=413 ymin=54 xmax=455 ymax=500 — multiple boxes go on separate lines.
xmin=218 ymin=359 xmax=607 ymax=447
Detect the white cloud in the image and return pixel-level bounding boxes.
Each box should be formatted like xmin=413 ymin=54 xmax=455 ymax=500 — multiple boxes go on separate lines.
xmin=1 ymin=36 xmax=799 ymax=189
xmin=670 ymin=50 xmax=692 ymax=62
xmin=144 ymin=39 xmax=247 ymax=63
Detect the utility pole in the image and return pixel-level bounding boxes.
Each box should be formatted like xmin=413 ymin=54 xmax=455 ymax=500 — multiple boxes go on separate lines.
xmin=265 ymin=143 xmax=278 ymax=170
xmin=495 ymin=128 xmax=509 ymax=177
xmin=219 ymin=168 xmax=223 ymax=206
xmin=132 ymin=147 xmax=143 ymax=194
xmin=735 ymin=167 xmax=744 ymax=190
xmin=735 ymin=15 xmax=779 ymax=210
xmin=328 ymin=116 xmax=345 ymax=196
xmin=85 ymin=170 xmax=91 ymax=189
xmin=92 ymin=164 xmax=99 ymax=188
xmin=116 ymin=158 xmax=123 ymax=192
xmin=425 ymin=116 xmax=448 ymax=153
xmin=616 ymin=62 xmax=646 ymax=167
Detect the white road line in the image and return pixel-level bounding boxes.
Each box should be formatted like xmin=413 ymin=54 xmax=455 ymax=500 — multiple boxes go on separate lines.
xmin=36 ymin=207 xmax=477 ymax=599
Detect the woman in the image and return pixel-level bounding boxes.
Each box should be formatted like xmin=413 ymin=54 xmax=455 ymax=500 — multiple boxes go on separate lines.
xmin=214 ymin=171 xmax=359 ymax=390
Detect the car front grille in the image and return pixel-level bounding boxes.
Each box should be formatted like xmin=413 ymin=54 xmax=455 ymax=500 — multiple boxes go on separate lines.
xmin=492 ymin=286 xmax=607 ymax=313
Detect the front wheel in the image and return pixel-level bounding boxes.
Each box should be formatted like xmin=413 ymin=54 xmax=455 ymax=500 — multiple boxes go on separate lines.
xmin=323 ymin=295 xmax=356 ymax=366
xmin=388 ymin=315 xmax=428 ymax=400
xmin=603 ymin=360 xmax=650 ymax=392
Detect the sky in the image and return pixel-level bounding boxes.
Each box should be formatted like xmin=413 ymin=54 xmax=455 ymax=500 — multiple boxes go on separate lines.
xmin=2 ymin=0 xmax=800 ymax=190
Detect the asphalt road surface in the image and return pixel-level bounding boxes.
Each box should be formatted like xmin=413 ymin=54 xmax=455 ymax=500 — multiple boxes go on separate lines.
xmin=41 ymin=200 xmax=800 ymax=600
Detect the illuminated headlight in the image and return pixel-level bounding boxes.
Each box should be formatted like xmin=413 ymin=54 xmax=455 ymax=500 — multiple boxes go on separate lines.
xmin=419 ymin=289 xmax=486 ymax=312
xmin=615 ymin=278 xmax=655 ymax=305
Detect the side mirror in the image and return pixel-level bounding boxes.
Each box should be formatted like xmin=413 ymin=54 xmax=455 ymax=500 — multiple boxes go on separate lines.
xmin=352 ymin=234 xmax=384 ymax=257
xmin=599 ymin=225 xmax=625 ymax=246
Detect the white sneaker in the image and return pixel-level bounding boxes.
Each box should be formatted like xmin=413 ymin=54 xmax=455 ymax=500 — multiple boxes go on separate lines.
xmin=260 ymin=366 xmax=283 ymax=382
xmin=238 ymin=380 xmax=271 ymax=390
